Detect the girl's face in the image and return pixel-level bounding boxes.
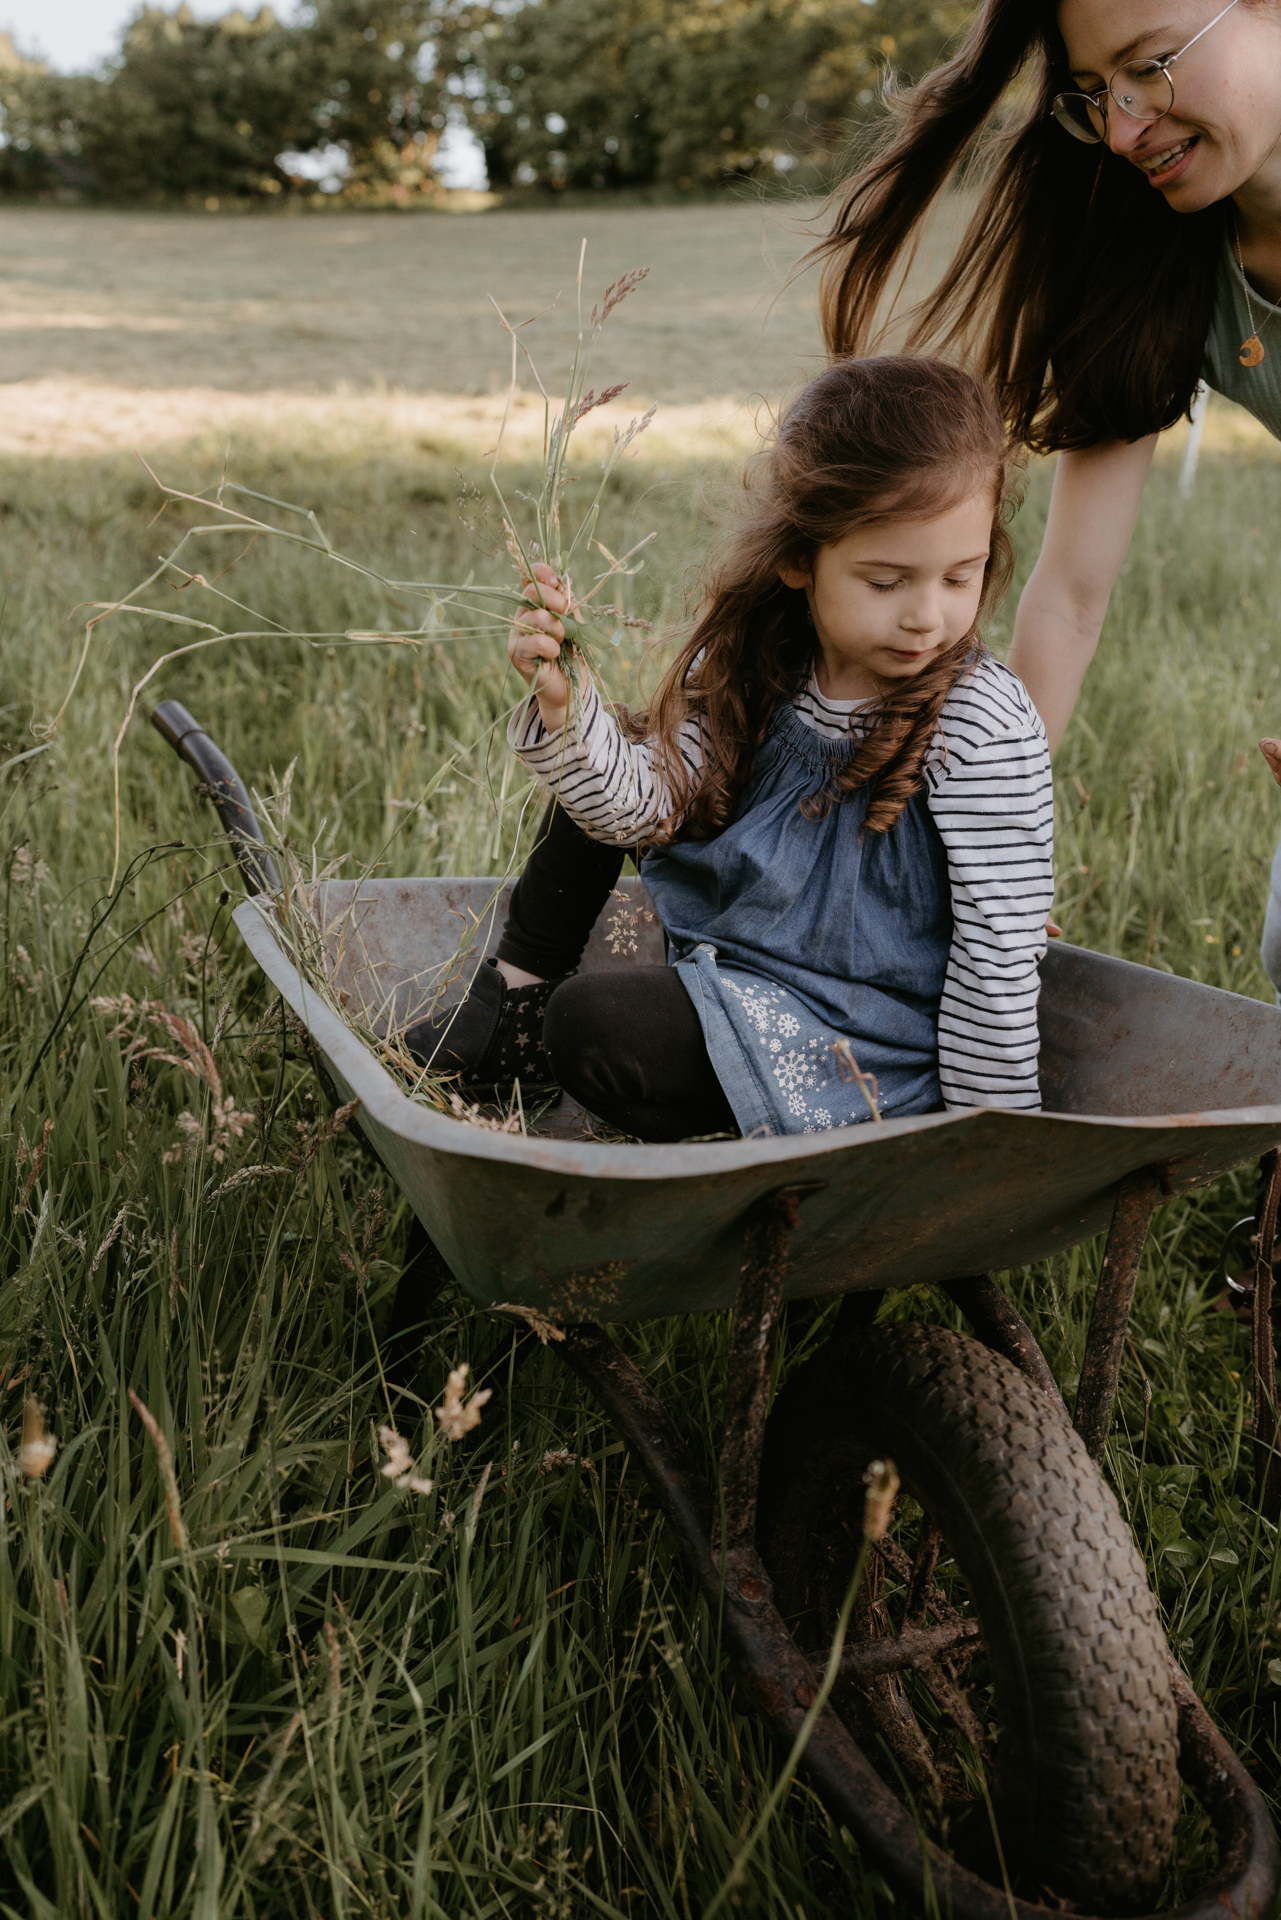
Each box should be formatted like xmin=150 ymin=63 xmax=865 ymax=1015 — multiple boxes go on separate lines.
xmin=1057 ymin=0 xmax=1281 ymax=211
xmin=778 ymin=491 xmax=994 ymax=704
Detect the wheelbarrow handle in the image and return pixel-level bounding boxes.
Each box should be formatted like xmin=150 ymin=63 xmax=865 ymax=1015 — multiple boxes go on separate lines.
xmin=150 ymin=700 xmax=280 ymax=897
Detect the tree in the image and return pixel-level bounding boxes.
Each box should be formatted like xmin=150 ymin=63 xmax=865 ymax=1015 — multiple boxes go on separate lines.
xmin=440 ymin=0 xmax=973 ymax=193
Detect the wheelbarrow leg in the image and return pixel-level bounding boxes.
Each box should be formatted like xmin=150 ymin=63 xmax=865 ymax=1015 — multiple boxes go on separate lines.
xmin=1250 ymin=1149 xmax=1281 ymax=1518
xmin=943 ymin=1275 xmax=1066 ymax=1411
xmin=1074 ymin=1167 xmax=1163 ymax=1460
xmin=716 ymin=1187 xmax=806 ymax=1554
xmin=383 ymin=1216 xmax=455 ymax=1390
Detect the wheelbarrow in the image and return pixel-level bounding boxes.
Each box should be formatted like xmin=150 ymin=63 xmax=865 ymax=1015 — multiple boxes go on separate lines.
xmin=154 ymin=698 xmax=1281 ymax=1919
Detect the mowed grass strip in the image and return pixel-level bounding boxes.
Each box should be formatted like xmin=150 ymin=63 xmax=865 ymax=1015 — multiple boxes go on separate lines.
xmin=2 ymin=394 xmax=1281 ymax=1912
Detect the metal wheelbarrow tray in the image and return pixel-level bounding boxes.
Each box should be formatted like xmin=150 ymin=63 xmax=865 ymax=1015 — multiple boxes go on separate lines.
xmin=156 ymin=706 xmax=1281 ymax=1920
xmin=237 ymin=876 xmax=1281 ymax=1319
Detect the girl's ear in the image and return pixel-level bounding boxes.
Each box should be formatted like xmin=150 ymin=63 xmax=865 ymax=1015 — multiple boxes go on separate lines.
xmin=777 ymin=558 xmax=811 ymax=592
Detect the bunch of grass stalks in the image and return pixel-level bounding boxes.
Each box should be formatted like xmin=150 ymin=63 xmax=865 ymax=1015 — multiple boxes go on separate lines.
xmin=43 ymin=246 xmax=670 ymax=1129
xmin=4 ymin=352 xmax=1281 ymax=1908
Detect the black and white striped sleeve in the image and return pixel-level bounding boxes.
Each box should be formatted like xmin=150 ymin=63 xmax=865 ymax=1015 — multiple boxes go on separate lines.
xmin=926 ymin=658 xmax=1053 ymax=1112
xmin=506 ymin=681 xmax=706 ymax=847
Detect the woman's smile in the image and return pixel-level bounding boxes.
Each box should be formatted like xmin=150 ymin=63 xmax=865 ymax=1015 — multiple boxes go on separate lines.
xmin=1136 ymin=133 xmax=1199 ymax=184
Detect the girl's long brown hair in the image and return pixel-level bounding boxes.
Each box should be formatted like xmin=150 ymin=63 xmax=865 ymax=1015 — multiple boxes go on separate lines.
xmin=631 ymin=355 xmax=1016 ymax=844
xmin=814 ymin=0 xmax=1229 ymax=451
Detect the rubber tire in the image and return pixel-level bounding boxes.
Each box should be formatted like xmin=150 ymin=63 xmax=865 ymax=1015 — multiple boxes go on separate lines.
xmin=757 ymin=1321 xmax=1179 ymax=1911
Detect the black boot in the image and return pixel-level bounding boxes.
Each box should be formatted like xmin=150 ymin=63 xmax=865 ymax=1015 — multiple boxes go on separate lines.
xmin=404 ymin=958 xmax=569 ymax=1091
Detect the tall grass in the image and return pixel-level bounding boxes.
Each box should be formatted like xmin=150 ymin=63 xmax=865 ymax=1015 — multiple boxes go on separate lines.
xmin=3 ymin=399 xmax=1281 ymax=1913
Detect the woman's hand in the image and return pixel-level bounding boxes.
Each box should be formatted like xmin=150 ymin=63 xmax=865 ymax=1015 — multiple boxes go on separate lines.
xmin=509 ymin=562 xmax=570 ymax=735
xmin=1261 ymin=738 xmax=1281 ymax=787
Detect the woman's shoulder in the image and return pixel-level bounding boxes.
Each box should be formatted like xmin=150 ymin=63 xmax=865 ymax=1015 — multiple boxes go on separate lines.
xmin=937 ymin=650 xmax=1048 ymax=755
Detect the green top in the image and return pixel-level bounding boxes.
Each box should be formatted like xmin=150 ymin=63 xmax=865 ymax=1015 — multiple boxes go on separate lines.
xmin=1202 ymin=239 xmax=1281 ymax=436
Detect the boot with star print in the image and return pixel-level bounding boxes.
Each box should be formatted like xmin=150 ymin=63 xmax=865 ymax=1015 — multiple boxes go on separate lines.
xmin=404 ymin=957 xmax=570 ymax=1093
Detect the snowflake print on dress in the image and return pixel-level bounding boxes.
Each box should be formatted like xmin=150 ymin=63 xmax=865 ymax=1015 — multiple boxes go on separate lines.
xmin=708 ymin=962 xmax=892 ymax=1134
xmin=772 ymin=1049 xmax=816 ymax=1095
xmin=738 ymin=991 xmax=774 ymax=1034
xmin=722 ymin=976 xmax=786 ymax=1030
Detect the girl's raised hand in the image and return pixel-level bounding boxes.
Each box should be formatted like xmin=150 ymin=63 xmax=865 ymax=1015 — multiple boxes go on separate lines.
xmin=509 ymin=562 xmax=570 ymax=735
xmin=1262 ymin=739 xmax=1281 ymax=789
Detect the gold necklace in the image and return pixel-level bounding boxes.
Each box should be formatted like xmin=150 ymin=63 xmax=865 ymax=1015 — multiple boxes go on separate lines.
xmin=1236 ymin=225 xmax=1276 ymax=368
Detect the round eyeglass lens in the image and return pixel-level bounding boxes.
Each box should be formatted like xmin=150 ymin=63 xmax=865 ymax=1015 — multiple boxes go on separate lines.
xmin=1051 ymin=93 xmax=1107 ymax=142
xmin=1108 ymin=59 xmax=1176 ymax=120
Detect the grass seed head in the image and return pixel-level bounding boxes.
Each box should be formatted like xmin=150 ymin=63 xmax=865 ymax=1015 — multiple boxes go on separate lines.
xmin=89 ymin=1204 xmax=129 ymax=1277
xmin=489 ymin=1302 xmax=565 ymax=1344
xmin=16 ymin=1116 xmax=54 ymax=1213
xmin=435 ymin=1363 xmax=493 ymax=1441
xmin=127 ymin=1389 xmax=188 ymax=1551
xmin=19 ymin=1397 xmax=57 ymax=1478
xmin=590 ymin=267 xmax=649 ymax=330
xmin=862 ymin=1458 xmax=900 ymax=1540
xmin=377 ymin=1424 xmax=433 ymax=1495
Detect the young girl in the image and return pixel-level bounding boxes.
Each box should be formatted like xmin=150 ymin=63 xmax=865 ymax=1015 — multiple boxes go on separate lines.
xmin=408 ymin=356 xmax=1054 ymax=1143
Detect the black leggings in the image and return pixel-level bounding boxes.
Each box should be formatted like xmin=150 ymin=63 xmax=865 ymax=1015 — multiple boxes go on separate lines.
xmin=496 ymin=803 xmax=738 ymax=1142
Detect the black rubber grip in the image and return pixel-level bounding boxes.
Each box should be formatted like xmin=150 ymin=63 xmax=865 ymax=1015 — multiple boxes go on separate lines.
xmin=150 ymin=700 xmax=280 ymax=896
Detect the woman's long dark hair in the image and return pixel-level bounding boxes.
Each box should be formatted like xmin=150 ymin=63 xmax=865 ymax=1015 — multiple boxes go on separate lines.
xmin=815 ymin=0 xmax=1229 ymax=451
xmin=630 ymin=356 xmax=1017 ymax=842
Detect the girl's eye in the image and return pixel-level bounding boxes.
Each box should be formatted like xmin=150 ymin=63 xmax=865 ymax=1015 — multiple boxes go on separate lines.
xmin=867 ymin=579 xmax=901 ymax=593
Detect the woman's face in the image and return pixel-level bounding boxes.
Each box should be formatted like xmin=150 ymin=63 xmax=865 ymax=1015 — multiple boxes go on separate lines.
xmin=1057 ymin=0 xmax=1281 ymax=210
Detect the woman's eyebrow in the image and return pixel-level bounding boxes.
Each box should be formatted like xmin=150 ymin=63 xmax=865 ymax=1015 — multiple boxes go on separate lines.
xmin=1071 ymin=23 xmax=1175 ymax=77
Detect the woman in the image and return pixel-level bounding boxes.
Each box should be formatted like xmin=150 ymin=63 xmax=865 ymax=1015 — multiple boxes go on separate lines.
xmin=816 ymin=0 xmax=1281 ymax=977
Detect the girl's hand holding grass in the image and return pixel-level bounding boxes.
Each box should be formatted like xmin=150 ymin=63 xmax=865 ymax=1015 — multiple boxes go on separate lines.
xmin=509 ymin=562 xmax=571 ymax=735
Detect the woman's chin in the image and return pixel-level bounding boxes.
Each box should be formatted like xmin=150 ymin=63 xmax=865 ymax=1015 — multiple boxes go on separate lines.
xmin=1161 ymin=173 xmax=1227 ymax=212
xmin=1150 ymin=144 xmax=1231 ymax=213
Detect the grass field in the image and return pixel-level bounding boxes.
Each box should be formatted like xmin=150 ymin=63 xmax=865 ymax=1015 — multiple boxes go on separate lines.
xmin=4 ymin=200 xmax=1281 ymax=1916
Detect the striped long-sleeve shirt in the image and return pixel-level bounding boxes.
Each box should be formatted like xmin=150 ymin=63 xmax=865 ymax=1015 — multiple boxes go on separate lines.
xmin=508 ymin=653 xmax=1054 ymax=1111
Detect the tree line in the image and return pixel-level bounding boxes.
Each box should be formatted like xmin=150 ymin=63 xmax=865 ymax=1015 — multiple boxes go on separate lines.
xmin=0 ymin=0 xmax=970 ymax=203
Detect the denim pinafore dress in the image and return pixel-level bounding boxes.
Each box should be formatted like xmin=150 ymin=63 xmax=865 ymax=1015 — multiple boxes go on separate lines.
xmin=639 ymin=703 xmax=952 ymax=1137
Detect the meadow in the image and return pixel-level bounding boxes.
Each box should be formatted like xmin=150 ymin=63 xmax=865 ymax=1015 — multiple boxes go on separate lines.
xmin=4 ymin=199 xmax=1281 ymax=1916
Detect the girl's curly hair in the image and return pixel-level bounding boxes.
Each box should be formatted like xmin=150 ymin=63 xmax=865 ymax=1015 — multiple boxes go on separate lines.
xmin=628 ymin=354 xmax=1019 ymax=842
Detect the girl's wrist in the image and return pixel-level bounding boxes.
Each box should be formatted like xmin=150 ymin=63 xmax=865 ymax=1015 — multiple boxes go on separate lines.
xmin=537 ymin=692 xmax=569 ymax=736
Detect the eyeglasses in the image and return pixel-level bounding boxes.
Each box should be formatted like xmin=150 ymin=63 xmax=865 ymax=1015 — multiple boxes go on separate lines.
xmin=1051 ymin=0 xmax=1240 ymax=145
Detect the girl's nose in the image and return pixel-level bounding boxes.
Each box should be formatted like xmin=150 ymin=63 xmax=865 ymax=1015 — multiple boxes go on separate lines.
xmin=900 ymin=593 xmax=943 ymax=635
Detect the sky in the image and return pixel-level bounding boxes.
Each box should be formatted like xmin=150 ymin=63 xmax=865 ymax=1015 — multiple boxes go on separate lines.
xmin=0 ymin=0 xmax=488 ymax=185
xmin=1 ymin=0 xmax=239 ymax=71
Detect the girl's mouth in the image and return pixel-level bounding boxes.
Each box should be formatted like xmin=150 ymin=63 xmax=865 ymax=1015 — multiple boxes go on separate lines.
xmin=1137 ymin=136 xmax=1198 ymax=185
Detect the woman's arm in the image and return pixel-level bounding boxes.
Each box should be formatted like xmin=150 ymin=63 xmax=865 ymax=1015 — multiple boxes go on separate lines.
xmin=1007 ymin=435 xmax=1157 ymax=751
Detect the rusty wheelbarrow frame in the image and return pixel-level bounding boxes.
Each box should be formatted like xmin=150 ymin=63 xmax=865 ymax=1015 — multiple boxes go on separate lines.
xmin=157 ymin=700 xmax=1281 ymax=1920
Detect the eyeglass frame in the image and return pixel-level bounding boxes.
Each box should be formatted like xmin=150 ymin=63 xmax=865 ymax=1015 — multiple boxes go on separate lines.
xmin=1051 ymin=0 xmax=1241 ymax=145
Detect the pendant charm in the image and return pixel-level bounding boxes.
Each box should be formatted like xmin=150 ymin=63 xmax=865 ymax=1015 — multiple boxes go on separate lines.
xmin=1240 ymin=333 xmax=1266 ymax=367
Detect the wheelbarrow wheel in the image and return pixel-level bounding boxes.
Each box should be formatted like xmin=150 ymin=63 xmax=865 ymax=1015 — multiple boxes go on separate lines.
xmin=757 ymin=1320 xmax=1178 ymax=1911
